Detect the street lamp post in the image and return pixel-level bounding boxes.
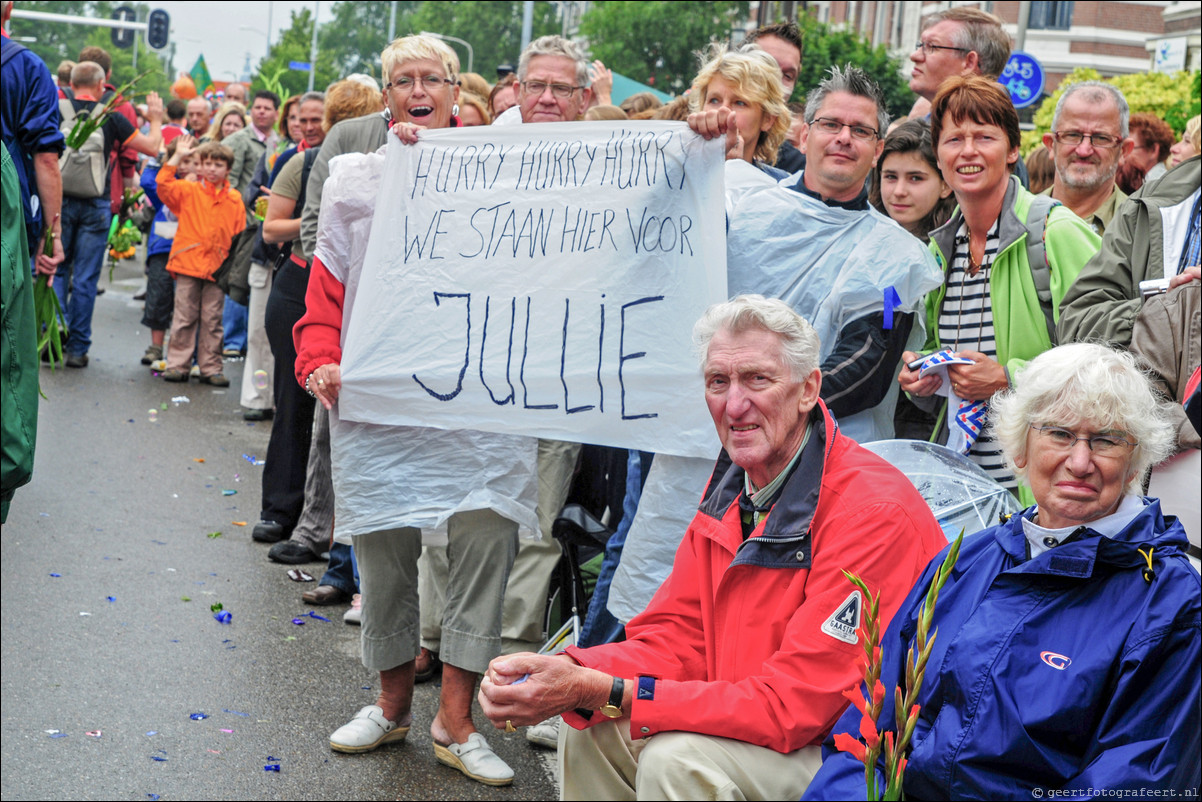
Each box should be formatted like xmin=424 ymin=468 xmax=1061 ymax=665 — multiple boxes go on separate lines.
xmin=419 ymin=30 xmax=473 ymax=74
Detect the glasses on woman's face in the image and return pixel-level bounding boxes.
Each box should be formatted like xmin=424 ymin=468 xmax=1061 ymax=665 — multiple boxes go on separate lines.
xmin=1052 ymin=131 xmax=1121 ymax=149
xmin=521 ymin=80 xmax=580 ymax=100
xmin=1030 ymin=424 xmax=1138 ymax=456
xmin=809 ymin=117 xmax=880 ymax=141
xmin=387 ymin=75 xmax=454 ymax=92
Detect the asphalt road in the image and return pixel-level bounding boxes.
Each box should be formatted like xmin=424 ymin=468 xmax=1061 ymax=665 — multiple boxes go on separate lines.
xmin=1 ymin=260 xmax=558 ymax=801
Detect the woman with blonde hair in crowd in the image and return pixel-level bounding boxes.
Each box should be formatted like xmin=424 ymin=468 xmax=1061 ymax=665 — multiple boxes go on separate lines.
xmin=1169 ymin=114 xmax=1200 ymax=169
xmin=203 ymin=101 xmax=247 ymax=143
xmin=457 ymin=92 xmax=492 ymax=126
xmin=687 ymin=43 xmax=790 ymax=167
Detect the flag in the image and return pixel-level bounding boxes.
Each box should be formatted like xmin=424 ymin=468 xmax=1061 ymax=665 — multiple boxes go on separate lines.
xmin=190 ymin=55 xmax=212 ymax=95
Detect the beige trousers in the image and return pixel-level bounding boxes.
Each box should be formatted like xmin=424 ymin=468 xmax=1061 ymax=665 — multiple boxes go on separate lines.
xmin=166 ymin=274 xmax=225 ymax=376
xmin=420 ymin=438 xmax=580 ymax=654
xmin=559 ymin=719 xmax=823 ymax=801
xmin=239 ymin=261 xmax=274 ymax=409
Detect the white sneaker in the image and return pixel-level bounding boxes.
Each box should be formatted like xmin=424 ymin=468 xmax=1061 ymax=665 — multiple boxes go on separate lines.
xmin=525 ymin=714 xmax=561 ymax=749
xmin=149 ymin=358 xmax=167 ymax=372
xmin=343 ymin=594 xmax=361 ymax=625
xmin=189 ymin=364 xmax=201 ymax=378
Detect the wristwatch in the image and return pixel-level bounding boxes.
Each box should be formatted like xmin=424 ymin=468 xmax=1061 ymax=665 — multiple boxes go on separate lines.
xmin=598 ymin=676 xmax=624 ymax=718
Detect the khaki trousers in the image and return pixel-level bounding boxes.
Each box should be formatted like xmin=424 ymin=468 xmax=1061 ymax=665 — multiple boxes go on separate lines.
xmin=239 ymin=261 xmax=274 ymax=409
xmin=166 ymin=274 xmax=225 ymax=376
xmin=559 ymin=719 xmax=823 ymax=801
xmin=421 ymin=438 xmax=581 ymax=655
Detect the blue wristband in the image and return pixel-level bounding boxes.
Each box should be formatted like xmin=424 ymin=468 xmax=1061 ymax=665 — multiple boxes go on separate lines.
xmin=637 ymin=675 xmax=655 ymax=701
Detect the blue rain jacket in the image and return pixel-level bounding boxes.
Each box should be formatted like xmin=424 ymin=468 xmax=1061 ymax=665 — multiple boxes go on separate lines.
xmin=805 ymin=498 xmax=1200 ymax=800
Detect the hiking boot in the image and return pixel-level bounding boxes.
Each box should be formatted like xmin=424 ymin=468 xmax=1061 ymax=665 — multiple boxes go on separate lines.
xmin=199 ymin=373 xmax=230 ymax=387
xmin=162 ymin=369 xmax=188 ymax=382
xmin=141 ymin=344 xmax=163 ymax=365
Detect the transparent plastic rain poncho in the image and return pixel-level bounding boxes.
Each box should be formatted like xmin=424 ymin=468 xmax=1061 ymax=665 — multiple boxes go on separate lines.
xmin=316 ymin=149 xmax=539 ymax=545
xmin=607 ymin=161 xmax=947 ymax=622
xmin=861 ymin=440 xmax=1022 ymax=542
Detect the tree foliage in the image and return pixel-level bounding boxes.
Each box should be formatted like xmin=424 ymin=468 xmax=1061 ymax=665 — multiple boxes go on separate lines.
xmin=251 ymin=0 xmax=560 ymax=96
xmin=9 ymin=1 xmax=171 ymax=97
xmin=1022 ymin=66 xmax=1201 ymax=153
xmin=578 ymin=1 xmax=749 ymax=95
xmin=794 ymin=12 xmax=912 ymax=120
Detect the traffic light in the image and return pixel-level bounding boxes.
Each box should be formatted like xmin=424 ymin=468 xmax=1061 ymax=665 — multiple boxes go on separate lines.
xmin=111 ymin=6 xmax=135 ymax=50
xmin=147 ymin=9 xmax=170 ymax=51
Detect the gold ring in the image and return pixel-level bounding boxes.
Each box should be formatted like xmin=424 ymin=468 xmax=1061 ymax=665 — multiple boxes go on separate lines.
xmin=505 ymin=720 xmax=516 ymax=733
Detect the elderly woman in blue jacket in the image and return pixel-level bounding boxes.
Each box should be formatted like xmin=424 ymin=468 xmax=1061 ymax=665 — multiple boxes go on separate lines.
xmin=807 ymin=342 xmax=1200 ymax=800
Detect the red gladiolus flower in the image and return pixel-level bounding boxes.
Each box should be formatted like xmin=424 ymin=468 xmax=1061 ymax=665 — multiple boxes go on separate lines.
xmin=843 ymin=686 xmax=868 ymax=716
xmin=859 ymin=714 xmax=881 ymax=748
xmin=834 ymin=731 xmax=867 ymax=762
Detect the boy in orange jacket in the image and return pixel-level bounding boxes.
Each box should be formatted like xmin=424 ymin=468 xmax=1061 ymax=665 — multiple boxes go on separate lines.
xmin=156 ymin=135 xmax=245 ymax=385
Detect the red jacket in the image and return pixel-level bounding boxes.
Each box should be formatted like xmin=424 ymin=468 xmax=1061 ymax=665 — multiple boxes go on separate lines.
xmin=292 ymin=255 xmax=345 ymax=387
xmin=564 ymin=403 xmax=945 ymax=753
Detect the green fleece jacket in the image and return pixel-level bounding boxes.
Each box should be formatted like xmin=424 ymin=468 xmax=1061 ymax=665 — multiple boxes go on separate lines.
xmin=924 ymin=175 xmax=1101 ymax=378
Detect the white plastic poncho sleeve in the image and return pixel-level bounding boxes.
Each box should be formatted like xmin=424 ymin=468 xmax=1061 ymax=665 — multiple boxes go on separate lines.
xmin=315 ymin=150 xmax=540 ymax=546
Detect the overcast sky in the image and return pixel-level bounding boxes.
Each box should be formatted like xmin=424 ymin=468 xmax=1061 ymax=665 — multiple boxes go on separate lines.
xmin=155 ymin=0 xmax=314 ymax=83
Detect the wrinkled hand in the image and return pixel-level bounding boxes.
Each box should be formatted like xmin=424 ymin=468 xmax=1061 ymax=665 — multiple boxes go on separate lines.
xmin=588 ymin=60 xmax=613 ymax=105
xmin=308 ymin=362 xmax=342 ymax=410
xmin=391 ymin=121 xmax=425 ymax=145
xmin=686 ymin=107 xmax=742 ymax=160
xmin=479 ymin=652 xmax=607 ymax=729
xmin=947 ymin=351 xmax=1008 ymax=401
xmin=899 ymin=350 xmax=941 ymax=397
xmin=1169 ymin=265 xmax=1200 ymax=289
xmin=145 ymin=91 xmax=164 ymax=123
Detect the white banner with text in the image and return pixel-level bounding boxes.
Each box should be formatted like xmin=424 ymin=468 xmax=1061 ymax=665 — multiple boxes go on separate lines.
xmin=338 ymin=121 xmax=727 ymax=458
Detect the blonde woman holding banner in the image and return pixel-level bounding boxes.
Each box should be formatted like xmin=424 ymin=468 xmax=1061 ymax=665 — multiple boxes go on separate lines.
xmin=293 ymin=35 xmax=538 ymax=787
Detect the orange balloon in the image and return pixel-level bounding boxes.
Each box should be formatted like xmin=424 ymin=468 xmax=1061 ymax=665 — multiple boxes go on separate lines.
xmin=172 ymin=74 xmax=198 ymax=99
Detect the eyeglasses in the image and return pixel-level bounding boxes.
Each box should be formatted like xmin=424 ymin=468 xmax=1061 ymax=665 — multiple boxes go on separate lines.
xmin=914 ymin=40 xmax=970 ymax=56
xmin=387 ymin=75 xmax=454 ymax=92
xmin=809 ymin=117 xmax=880 ymax=141
xmin=1052 ymin=131 xmax=1122 ymax=149
xmin=521 ymin=80 xmax=581 ymax=99
xmin=1030 ymin=425 xmax=1138 ymax=456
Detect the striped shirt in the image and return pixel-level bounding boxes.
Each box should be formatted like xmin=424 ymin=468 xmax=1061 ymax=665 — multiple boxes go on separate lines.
xmin=938 ymin=220 xmax=1016 ymax=490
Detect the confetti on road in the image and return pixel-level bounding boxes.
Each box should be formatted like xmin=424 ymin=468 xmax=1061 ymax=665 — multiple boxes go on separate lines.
xmin=306 ymin=611 xmax=331 ymax=622
xmin=231 ymin=521 xmax=247 ymax=526
xmin=189 ymin=713 xmax=208 ymax=720
xmin=49 ymin=573 xmax=61 ymax=577
xmin=207 ymin=531 xmax=223 ymax=539
xmin=221 ymin=489 xmax=237 ymax=496
xmin=86 ymin=730 xmax=102 ymax=737
xmin=286 ymin=569 xmax=315 ymax=582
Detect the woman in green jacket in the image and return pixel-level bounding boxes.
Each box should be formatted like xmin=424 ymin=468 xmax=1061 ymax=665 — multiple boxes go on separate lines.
xmin=898 ymin=76 xmax=1100 ymax=498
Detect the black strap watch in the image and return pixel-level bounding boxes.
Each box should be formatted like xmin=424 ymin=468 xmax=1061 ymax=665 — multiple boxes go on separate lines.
xmin=598 ymin=676 xmax=624 ymax=718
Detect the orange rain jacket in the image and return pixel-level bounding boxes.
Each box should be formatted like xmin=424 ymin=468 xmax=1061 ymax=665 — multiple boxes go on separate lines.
xmin=156 ymin=164 xmax=245 ymax=280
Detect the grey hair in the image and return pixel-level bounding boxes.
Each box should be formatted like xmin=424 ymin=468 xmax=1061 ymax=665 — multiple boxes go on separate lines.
xmin=1052 ymin=81 xmax=1130 ymax=138
xmin=517 ymin=35 xmax=589 ymax=87
xmin=693 ymin=295 xmax=821 ymax=381
xmin=990 ymin=343 xmax=1175 ymax=493
xmin=70 ymin=61 xmax=106 ymax=89
xmin=345 ymin=72 xmax=381 ymax=91
xmin=921 ymin=7 xmax=1011 ymax=79
xmin=298 ymin=91 xmax=326 ymax=105
xmin=380 ymin=34 xmax=459 ymax=87
xmin=804 ymin=64 xmax=889 ymax=138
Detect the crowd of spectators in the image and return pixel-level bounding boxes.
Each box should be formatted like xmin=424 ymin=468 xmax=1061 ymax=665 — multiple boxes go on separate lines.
xmin=2 ymin=1 xmax=1199 ymax=798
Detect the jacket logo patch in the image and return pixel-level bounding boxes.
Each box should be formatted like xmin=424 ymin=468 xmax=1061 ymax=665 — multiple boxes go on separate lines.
xmin=821 ymin=591 xmax=862 ymax=645
xmin=1040 ymin=651 xmax=1072 ymax=670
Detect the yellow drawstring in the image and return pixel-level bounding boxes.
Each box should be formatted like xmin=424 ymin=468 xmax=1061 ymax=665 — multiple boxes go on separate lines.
xmin=1138 ymin=546 xmax=1156 ymax=584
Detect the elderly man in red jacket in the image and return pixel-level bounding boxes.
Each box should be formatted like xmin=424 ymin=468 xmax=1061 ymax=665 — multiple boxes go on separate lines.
xmin=479 ymin=295 xmax=945 ymax=800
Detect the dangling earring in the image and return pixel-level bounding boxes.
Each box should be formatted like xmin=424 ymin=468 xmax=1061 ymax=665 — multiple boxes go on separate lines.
xmin=452 ymin=103 xmax=460 ymax=117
